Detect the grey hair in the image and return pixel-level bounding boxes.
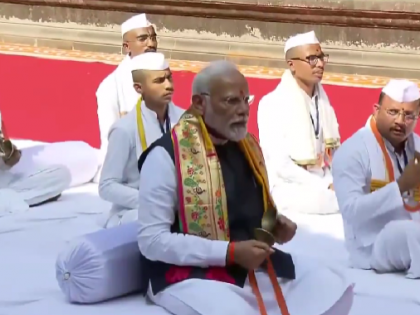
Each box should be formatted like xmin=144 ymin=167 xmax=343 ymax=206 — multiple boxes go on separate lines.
xmin=191 ymin=60 xmax=238 ymax=95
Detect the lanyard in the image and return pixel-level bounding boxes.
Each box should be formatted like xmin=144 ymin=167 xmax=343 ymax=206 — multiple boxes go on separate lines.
xmin=395 ymin=149 xmax=408 ymax=175
xmin=158 ymin=111 xmax=171 ymax=135
xmin=309 ymin=96 xmax=320 ymax=139
xmin=136 ymin=97 xmax=171 ymax=151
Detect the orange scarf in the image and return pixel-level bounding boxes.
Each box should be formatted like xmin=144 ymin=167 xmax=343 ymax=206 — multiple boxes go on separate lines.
xmin=370 ymin=117 xmax=420 ymax=212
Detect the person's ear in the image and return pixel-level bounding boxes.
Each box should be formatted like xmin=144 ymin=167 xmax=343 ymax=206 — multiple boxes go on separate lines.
xmin=287 ymin=60 xmax=296 ymax=73
xmin=133 ymin=83 xmax=143 ymax=95
xmin=123 ymin=42 xmax=130 ymax=55
xmin=191 ymin=94 xmax=205 ymax=115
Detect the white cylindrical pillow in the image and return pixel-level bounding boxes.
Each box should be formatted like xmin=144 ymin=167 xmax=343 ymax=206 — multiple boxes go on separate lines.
xmin=56 ymin=222 xmax=143 ymax=303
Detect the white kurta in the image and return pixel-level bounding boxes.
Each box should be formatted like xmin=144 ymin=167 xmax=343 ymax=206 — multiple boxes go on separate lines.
xmin=137 ymin=146 xmax=353 ymax=315
xmin=0 ymin=157 xmax=71 ymax=214
xmin=11 ymin=141 xmax=99 ymax=188
xmin=95 ymin=56 xmax=140 ymax=181
xmin=332 ymin=126 xmax=420 ymax=278
xmin=98 ymin=102 xmax=184 ymax=228
xmin=0 ymin=112 xmax=98 ymax=187
xmin=258 ymin=89 xmax=339 ymax=215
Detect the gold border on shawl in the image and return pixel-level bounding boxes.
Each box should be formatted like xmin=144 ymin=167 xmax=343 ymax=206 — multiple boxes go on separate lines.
xmin=172 ymin=111 xmax=229 ymax=240
xmin=293 ymin=158 xmax=318 ymax=166
xmin=324 ymin=137 xmax=340 ymax=148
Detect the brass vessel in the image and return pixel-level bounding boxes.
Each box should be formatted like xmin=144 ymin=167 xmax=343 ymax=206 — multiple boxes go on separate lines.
xmin=0 ymin=130 xmax=13 ymax=158
xmin=254 ymin=207 xmax=277 ymax=246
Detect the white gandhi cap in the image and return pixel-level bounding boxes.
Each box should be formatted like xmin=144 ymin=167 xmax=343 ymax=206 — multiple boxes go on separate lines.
xmin=284 ymin=31 xmax=319 ymax=55
xmin=121 ymin=14 xmax=151 ymax=36
xmin=382 ymin=79 xmax=420 ymax=103
xmin=131 ymin=52 xmax=169 ymax=72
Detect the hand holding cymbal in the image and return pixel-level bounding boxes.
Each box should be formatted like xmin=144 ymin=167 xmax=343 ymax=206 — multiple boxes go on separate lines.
xmin=0 ymin=132 xmax=14 ymax=159
xmin=274 ymin=214 xmax=297 ymax=244
xmin=255 ymin=209 xmax=297 ymax=246
xmin=255 ymin=207 xmax=277 ymax=246
xmin=397 ymin=151 xmax=420 ymax=193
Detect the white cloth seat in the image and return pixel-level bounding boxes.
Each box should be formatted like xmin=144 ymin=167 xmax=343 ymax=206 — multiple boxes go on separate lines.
xmin=12 ymin=141 xmax=100 ymax=187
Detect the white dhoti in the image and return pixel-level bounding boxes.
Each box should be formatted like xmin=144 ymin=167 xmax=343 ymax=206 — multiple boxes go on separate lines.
xmin=12 ymin=141 xmax=100 ymax=187
xmin=370 ymin=220 xmax=420 ymax=279
xmin=150 ymin=255 xmax=354 ymax=315
xmin=9 ymin=164 xmax=71 ymax=206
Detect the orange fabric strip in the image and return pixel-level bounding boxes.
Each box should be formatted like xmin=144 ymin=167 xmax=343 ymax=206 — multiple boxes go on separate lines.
xmin=370 ymin=117 xmax=420 ymax=212
xmin=248 ymin=270 xmax=268 ymax=315
xmin=248 ymin=259 xmax=290 ymax=315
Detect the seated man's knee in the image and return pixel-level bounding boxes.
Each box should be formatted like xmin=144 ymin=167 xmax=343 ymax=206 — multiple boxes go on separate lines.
xmin=152 ymin=280 xmax=253 ymax=315
xmin=371 ymin=220 xmax=418 ymax=271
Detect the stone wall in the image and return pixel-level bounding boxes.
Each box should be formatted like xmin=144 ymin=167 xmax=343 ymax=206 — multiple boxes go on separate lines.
xmin=0 ymin=0 xmax=420 ymax=78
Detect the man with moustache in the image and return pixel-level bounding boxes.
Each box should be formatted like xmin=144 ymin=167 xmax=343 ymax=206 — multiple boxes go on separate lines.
xmin=136 ymin=60 xmax=353 ymax=315
xmin=258 ymin=31 xmax=341 ymax=215
xmin=95 ymin=13 xmax=158 ymax=181
xmin=98 ymin=52 xmax=184 ymax=228
xmin=333 ymin=79 xmax=420 ymax=278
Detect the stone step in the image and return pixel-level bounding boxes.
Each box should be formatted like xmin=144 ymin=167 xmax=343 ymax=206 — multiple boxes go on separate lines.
xmin=1 ymin=43 xmax=419 ymax=88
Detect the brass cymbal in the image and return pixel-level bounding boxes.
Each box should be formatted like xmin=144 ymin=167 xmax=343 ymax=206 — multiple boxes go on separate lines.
xmin=0 ymin=138 xmax=13 ymax=157
xmin=254 ymin=228 xmax=275 ymax=246
xmin=261 ymin=207 xmax=277 ymax=233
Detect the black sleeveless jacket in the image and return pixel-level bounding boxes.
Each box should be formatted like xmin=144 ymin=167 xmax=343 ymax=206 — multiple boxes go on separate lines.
xmin=138 ymin=132 xmax=295 ymax=295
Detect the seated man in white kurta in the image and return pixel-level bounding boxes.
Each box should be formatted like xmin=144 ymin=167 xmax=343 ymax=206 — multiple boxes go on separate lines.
xmin=258 ymin=31 xmax=340 ymax=215
xmin=0 ymin=133 xmax=71 ymax=212
xmin=0 ymin=113 xmax=97 ymax=188
xmin=137 ymin=61 xmax=353 ymax=315
xmin=332 ymin=79 xmax=420 ymax=278
xmin=99 ymin=52 xmax=184 ymax=228
xmin=95 ymin=13 xmax=157 ymax=181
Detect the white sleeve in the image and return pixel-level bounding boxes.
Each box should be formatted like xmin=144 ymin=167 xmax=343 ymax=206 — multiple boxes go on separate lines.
xmin=96 ymin=73 xmax=120 ymax=161
xmin=98 ymin=127 xmax=138 ymax=209
xmin=258 ymin=95 xmax=326 ymax=188
xmin=137 ymin=146 xmax=229 ymax=267
xmin=332 ymin=139 xmax=403 ymax=226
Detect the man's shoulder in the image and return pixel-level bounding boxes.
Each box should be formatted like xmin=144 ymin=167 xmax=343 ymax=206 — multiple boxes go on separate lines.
xmin=108 ymin=114 xmax=134 ymax=137
xmin=96 ymin=71 xmax=117 ymax=94
xmin=334 ymin=128 xmax=369 ymax=162
xmin=138 ymin=132 xmax=175 ymax=172
xmin=96 ymin=56 xmax=130 ymax=93
xmin=258 ymin=89 xmax=278 ymax=106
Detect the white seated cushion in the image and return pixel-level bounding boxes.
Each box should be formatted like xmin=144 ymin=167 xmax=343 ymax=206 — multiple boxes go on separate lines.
xmin=56 ymin=222 xmax=144 ymax=304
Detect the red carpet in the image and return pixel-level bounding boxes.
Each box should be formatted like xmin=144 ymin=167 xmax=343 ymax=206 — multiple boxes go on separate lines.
xmin=0 ymin=54 xmax=384 ymax=148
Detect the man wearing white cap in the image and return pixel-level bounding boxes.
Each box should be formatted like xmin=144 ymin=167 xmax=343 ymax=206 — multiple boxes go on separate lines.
xmin=137 ymin=60 xmax=353 ymax=315
xmin=332 ymin=79 xmax=420 ymax=277
xmin=257 ymin=31 xmax=340 ymax=215
xmin=94 ymin=13 xmax=158 ymax=182
xmin=98 ymin=52 xmax=184 ymax=228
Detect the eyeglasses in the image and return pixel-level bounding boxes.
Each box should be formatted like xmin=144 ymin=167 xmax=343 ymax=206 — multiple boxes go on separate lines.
xmin=126 ymin=34 xmax=157 ymax=44
xmin=290 ymin=54 xmax=329 ymax=67
xmin=201 ymin=93 xmax=251 ymax=106
xmin=385 ymin=108 xmax=419 ymax=122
